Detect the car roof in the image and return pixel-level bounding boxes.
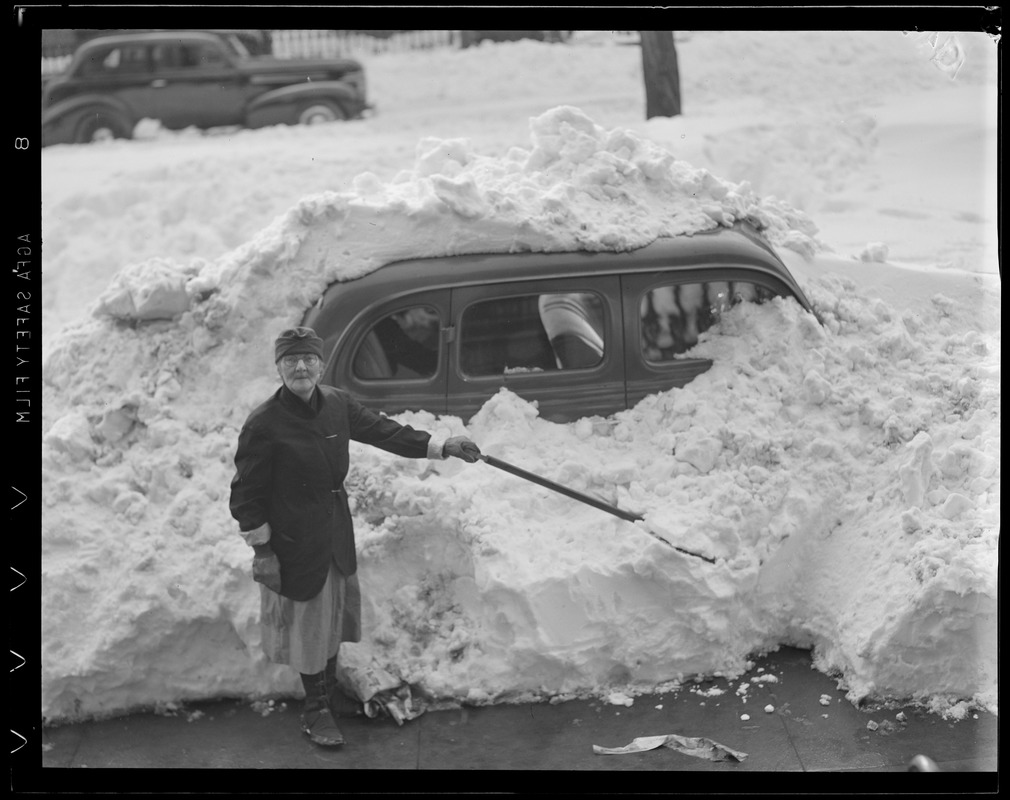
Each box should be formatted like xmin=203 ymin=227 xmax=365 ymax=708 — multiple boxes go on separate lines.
xmin=74 ymin=31 xmax=224 ymax=52
xmin=305 ymin=222 xmax=814 ymax=326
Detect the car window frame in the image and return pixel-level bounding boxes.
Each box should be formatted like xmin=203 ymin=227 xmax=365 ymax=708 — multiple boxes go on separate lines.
xmin=350 ymin=302 xmax=443 ymax=383
xmin=147 ymin=39 xmax=235 ymax=77
xmin=327 ymin=288 xmax=451 ymax=415
xmin=621 ymin=267 xmax=801 ymax=404
xmin=448 ymin=275 xmax=625 ymax=421
xmin=79 ymin=43 xmax=153 ymax=79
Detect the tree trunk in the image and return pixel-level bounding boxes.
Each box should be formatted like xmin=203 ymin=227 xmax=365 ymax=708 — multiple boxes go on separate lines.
xmin=639 ymin=31 xmax=682 ymax=119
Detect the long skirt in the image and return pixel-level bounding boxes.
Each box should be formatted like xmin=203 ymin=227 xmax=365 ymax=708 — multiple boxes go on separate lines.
xmin=259 ymin=559 xmax=362 ymax=675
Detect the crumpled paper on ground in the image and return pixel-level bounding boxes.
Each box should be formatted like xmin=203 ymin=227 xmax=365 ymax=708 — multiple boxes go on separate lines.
xmin=593 ymin=734 xmax=748 ymax=762
xmin=334 ymin=643 xmax=425 ymax=726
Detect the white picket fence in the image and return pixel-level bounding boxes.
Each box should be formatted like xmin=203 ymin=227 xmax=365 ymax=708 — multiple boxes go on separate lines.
xmin=271 ymin=29 xmax=459 ymax=58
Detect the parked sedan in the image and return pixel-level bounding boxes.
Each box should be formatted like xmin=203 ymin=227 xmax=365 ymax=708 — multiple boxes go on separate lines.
xmin=42 ymin=30 xmax=370 ymax=145
xmin=301 ymin=222 xmax=818 ymax=423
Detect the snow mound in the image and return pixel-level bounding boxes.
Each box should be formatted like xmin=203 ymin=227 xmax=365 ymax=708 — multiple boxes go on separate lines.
xmin=87 ymin=106 xmax=819 ymax=332
xmin=41 ymin=106 xmax=997 ymax=724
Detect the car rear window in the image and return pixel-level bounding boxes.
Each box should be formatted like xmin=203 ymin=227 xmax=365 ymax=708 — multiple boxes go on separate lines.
xmin=640 ymin=280 xmax=776 ymax=361
xmin=460 ymin=291 xmax=605 ymax=376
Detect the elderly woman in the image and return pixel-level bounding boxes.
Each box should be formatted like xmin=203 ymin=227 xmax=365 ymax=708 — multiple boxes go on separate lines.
xmin=230 ymin=327 xmax=481 ymax=746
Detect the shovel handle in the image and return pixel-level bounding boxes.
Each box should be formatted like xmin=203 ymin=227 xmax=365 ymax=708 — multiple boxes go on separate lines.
xmin=477 ymin=454 xmax=717 ymax=564
xmin=478 ymin=454 xmax=644 ymax=523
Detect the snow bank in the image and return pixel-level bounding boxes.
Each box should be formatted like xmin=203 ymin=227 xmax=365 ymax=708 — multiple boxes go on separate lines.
xmin=73 ymin=105 xmax=818 ymax=379
xmin=41 ymin=106 xmax=820 ymax=719
xmin=41 ymin=100 xmax=998 ymax=722
xmin=342 ymin=268 xmax=998 ymax=712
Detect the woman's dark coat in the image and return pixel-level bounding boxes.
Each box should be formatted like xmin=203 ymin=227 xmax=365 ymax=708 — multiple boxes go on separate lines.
xmin=230 ymin=384 xmax=432 ymax=601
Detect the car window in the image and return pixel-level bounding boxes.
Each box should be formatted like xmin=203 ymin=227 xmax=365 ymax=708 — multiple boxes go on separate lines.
xmin=352 ymin=305 xmax=440 ymax=380
xmin=150 ymin=44 xmax=180 ymax=70
xmin=640 ymin=280 xmax=774 ymax=361
xmin=78 ymin=48 xmax=113 ymax=76
xmin=151 ymin=43 xmax=227 ymax=70
xmin=459 ymin=291 xmax=605 ymax=376
xmin=189 ymin=43 xmax=228 ymax=68
xmin=97 ymin=45 xmax=150 ymax=75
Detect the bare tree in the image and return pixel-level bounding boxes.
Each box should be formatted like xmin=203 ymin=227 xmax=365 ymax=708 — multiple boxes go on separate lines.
xmin=639 ymin=31 xmax=682 ymax=119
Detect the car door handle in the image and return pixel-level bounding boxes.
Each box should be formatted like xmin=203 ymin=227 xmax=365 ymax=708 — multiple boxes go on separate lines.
xmin=150 ymin=79 xmax=167 ymax=88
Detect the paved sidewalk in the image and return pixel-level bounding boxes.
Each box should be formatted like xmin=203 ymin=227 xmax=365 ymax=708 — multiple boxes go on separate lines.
xmin=27 ymin=648 xmax=998 ymax=793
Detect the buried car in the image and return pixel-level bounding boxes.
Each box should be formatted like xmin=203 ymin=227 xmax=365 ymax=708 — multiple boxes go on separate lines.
xmin=302 ymin=222 xmax=817 ymax=423
xmin=42 ymin=30 xmax=370 ymax=145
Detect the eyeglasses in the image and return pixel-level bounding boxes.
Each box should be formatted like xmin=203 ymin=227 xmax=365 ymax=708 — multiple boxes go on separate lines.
xmin=281 ymin=354 xmax=321 ymax=368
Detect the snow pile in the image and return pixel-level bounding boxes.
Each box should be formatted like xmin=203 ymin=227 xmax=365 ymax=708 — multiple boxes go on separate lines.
xmin=343 ymin=266 xmax=998 ymax=713
xmin=42 ymin=106 xmax=823 ymax=721
xmin=40 ymin=35 xmax=998 ymax=725
xmin=88 ymin=105 xmax=818 ymax=333
xmin=65 ymin=104 xmax=819 ymax=391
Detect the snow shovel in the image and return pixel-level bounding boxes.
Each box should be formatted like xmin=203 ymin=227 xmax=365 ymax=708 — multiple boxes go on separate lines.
xmin=477 ymin=454 xmax=716 ymax=564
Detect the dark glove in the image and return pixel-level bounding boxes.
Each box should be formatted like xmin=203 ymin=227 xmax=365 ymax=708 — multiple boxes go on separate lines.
xmin=443 ymin=435 xmax=482 ymax=463
xmin=252 ymin=551 xmax=282 ymax=594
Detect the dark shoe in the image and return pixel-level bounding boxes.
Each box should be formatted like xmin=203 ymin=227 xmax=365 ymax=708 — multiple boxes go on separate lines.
xmin=301 ymin=707 xmax=345 ymax=747
xmin=300 ymin=668 xmax=346 ymax=746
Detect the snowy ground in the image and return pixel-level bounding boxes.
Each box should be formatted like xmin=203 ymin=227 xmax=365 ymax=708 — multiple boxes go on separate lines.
xmin=40 ymin=30 xmax=998 ymax=724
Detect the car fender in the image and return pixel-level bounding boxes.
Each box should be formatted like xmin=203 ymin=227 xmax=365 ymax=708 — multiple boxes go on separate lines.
xmin=247 ymin=81 xmax=358 ymax=113
xmin=43 ymin=93 xmax=134 ymax=127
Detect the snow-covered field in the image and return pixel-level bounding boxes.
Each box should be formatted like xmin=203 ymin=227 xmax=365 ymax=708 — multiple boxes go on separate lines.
xmin=40 ymin=30 xmax=998 ymax=724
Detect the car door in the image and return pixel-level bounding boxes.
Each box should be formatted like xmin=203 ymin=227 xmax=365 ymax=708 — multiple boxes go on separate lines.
xmin=622 ymin=268 xmax=796 ymax=407
xmin=328 ymin=289 xmax=450 ymax=416
xmin=144 ymin=40 xmax=248 ymax=129
xmin=78 ymin=42 xmax=159 ymax=120
xmin=448 ymin=276 xmax=623 ymax=423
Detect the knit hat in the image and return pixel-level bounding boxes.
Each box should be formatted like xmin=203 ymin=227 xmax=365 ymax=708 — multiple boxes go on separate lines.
xmin=274 ymin=327 xmax=324 ymax=362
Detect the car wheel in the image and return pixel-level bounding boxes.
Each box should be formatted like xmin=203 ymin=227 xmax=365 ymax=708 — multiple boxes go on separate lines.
xmin=296 ymin=101 xmax=346 ymax=126
xmin=75 ymin=110 xmax=131 ymax=144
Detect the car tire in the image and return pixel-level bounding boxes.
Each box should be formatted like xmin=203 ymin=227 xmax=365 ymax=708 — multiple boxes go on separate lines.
xmin=74 ymin=110 xmax=132 ymax=144
xmin=296 ymin=101 xmax=346 ymax=126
